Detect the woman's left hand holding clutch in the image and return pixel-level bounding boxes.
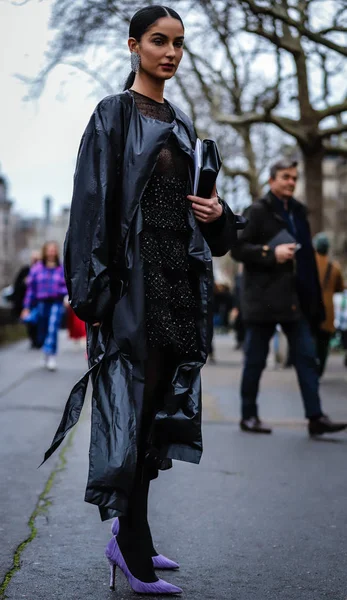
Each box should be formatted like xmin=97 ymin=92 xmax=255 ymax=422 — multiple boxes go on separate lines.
xmin=187 ymin=184 xmax=223 ymax=223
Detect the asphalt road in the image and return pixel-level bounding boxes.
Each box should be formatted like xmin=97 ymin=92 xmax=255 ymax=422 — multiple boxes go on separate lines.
xmin=1 ymin=334 xmax=347 ymax=600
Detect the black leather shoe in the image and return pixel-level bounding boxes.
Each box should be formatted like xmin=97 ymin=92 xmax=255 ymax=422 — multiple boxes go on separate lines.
xmin=308 ymin=415 xmax=347 ymax=437
xmin=240 ymin=417 xmax=272 ymax=434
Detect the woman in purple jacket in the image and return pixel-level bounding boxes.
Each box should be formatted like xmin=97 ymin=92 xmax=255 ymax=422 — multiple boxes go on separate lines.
xmin=21 ymin=241 xmax=67 ymax=371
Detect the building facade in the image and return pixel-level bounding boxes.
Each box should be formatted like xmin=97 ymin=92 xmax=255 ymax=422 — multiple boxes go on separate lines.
xmin=0 ymin=176 xmax=16 ymax=290
xmin=15 ymin=199 xmax=70 ymax=266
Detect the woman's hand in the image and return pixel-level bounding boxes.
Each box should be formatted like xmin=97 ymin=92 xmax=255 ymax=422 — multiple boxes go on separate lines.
xmin=20 ymin=308 xmax=30 ymax=320
xmin=92 ymin=322 xmax=101 ymax=327
xmin=187 ymin=185 xmax=223 ymax=223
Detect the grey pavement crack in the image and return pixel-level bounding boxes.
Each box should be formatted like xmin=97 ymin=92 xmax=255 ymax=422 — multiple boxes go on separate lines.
xmin=0 ymin=428 xmax=76 ymax=599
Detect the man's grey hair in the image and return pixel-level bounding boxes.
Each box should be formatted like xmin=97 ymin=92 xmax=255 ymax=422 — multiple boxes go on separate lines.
xmin=270 ymin=158 xmax=298 ymax=179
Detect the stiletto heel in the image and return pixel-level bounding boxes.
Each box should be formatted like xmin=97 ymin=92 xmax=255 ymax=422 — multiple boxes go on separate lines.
xmin=109 ymin=560 xmax=116 ymax=590
xmin=111 ymin=517 xmax=180 ymax=570
xmin=105 ymin=537 xmax=182 ymax=595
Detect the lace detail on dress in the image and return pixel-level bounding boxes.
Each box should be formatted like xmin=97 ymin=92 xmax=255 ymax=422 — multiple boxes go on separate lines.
xmin=131 ymin=90 xmax=173 ymax=123
xmin=131 ymin=90 xmax=188 ymax=179
xmin=131 ymin=90 xmax=198 ymax=357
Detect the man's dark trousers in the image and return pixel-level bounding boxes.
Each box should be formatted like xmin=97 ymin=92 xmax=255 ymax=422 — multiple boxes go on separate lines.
xmin=241 ymin=318 xmax=322 ymax=420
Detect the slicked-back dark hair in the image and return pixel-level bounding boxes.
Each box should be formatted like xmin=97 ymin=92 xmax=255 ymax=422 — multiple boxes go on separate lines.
xmin=123 ymin=5 xmax=184 ymax=90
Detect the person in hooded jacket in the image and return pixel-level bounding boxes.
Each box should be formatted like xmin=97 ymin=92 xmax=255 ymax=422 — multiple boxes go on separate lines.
xmin=42 ymin=5 xmax=239 ymax=595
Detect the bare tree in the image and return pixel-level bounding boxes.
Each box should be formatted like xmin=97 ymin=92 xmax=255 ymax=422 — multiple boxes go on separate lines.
xmin=18 ymin=0 xmax=282 ymax=206
xmin=205 ymin=0 xmax=347 ymax=233
xmin=19 ymin=0 xmax=347 ymax=229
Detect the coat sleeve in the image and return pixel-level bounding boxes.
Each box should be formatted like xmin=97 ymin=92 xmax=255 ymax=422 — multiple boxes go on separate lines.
xmin=199 ymin=200 xmax=240 ymax=257
xmin=64 ymin=104 xmax=118 ymax=323
xmin=231 ymin=204 xmax=276 ymax=268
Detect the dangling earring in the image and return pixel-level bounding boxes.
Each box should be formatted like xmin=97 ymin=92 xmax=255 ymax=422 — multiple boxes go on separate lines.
xmin=131 ymin=52 xmax=141 ymax=73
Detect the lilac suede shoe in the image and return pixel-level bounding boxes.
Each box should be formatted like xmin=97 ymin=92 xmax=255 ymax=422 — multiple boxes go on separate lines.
xmin=105 ymin=536 xmax=183 ymax=595
xmin=111 ymin=517 xmax=180 ymax=570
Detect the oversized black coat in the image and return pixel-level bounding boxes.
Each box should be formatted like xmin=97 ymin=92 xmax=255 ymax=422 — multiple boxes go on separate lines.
xmin=232 ymin=191 xmax=324 ymax=326
xmin=42 ymin=91 xmax=238 ymax=520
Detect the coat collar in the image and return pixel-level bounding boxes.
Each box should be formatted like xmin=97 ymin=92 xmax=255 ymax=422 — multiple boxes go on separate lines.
xmin=262 ymin=190 xmax=306 ymax=216
xmin=123 ymin=90 xmax=195 ymax=159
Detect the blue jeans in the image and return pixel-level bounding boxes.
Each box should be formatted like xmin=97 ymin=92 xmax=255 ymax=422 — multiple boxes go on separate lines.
xmin=241 ymin=319 xmax=322 ymax=420
xmin=36 ymin=301 xmax=64 ymax=356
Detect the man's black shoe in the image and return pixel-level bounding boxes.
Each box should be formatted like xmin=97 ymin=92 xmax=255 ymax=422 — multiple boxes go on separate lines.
xmin=240 ymin=417 xmax=272 ymax=434
xmin=308 ymin=415 xmax=347 ymax=437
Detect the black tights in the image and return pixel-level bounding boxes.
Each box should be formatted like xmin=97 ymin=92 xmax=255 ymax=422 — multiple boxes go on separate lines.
xmin=117 ymin=349 xmax=174 ymax=582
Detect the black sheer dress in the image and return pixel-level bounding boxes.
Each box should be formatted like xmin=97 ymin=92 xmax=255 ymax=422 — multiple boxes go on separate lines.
xmin=132 ymin=91 xmax=199 ymax=358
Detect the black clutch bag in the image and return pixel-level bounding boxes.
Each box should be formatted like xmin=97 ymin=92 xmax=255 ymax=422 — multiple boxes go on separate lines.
xmin=194 ymin=139 xmax=222 ymax=199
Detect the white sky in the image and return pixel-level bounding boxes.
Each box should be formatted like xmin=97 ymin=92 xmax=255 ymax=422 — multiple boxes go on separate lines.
xmin=0 ymin=0 xmax=106 ymax=218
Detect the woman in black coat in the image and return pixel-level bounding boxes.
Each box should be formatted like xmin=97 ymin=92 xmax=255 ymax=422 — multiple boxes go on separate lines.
xmin=43 ymin=5 xmax=237 ymax=594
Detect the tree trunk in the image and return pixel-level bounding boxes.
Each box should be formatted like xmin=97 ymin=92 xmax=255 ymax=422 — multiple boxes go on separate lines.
xmin=249 ymin=170 xmax=262 ymax=203
xmin=301 ymin=147 xmax=324 ymax=235
xmin=292 ymin=44 xmax=324 ymax=235
xmin=242 ymin=126 xmax=262 ymax=202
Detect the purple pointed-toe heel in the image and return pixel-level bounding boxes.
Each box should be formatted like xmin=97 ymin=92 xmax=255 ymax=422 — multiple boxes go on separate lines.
xmin=105 ymin=537 xmax=183 ymax=595
xmin=110 ymin=516 xmax=121 ymax=537
xmin=152 ymin=554 xmax=180 ymax=570
xmin=109 ymin=560 xmax=116 ymax=591
xmin=111 ymin=517 xmax=180 ymax=570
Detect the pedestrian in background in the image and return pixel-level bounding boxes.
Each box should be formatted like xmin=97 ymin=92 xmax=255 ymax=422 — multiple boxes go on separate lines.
xmin=232 ymin=158 xmax=347 ymax=437
xmin=42 ymin=5 xmax=238 ymax=596
xmin=213 ymin=269 xmax=233 ymax=332
xmin=21 ymin=241 xmax=67 ymax=371
xmin=232 ymin=263 xmax=245 ymax=350
xmin=313 ymin=232 xmax=344 ymax=376
xmin=334 ymin=288 xmax=347 ymax=368
xmin=64 ymin=296 xmax=86 ymax=346
xmin=209 ymin=270 xmax=233 ymax=364
xmin=12 ymin=250 xmax=41 ymax=348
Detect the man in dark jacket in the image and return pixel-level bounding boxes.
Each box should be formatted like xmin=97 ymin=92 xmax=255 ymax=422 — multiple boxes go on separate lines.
xmin=232 ymin=158 xmax=347 ymax=437
xmin=12 ymin=250 xmax=41 ymax=347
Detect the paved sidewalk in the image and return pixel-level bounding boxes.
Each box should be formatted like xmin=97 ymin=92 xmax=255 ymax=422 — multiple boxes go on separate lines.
xmin=1 ymin=333 xmax=347 ymax=599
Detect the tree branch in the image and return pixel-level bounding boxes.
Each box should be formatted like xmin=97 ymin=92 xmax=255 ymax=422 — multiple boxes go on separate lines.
xmin=223 ymin=165 xmax=251 ymax=180
xmin=213 ymin=109 xmax=305 ymax=142
xmin=175 ymin=73 xmax=198 ymax=125
xmin=183 ymin=44 xmax=215 ymax=106
xmin=319 ymin=122 xmax=347 ymax=139
xmin=241 ymin=0 xmax=347 ymax=57
xmin=323 ymin=143 xmax=347 ymax=157
xmin=318 ymin=98 xmax=347 ymax=121
xmin=244 ymin=22 xmax=301 ymax=54
xmin=318 ymin=26 xmax=347 ymax=35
